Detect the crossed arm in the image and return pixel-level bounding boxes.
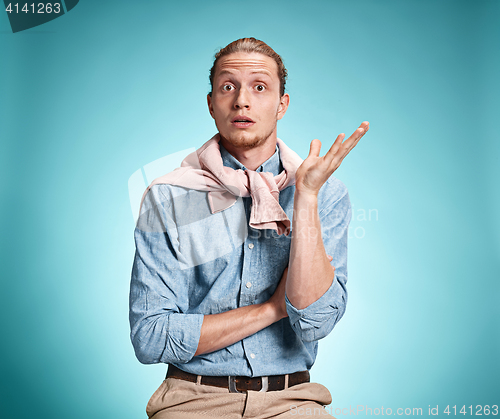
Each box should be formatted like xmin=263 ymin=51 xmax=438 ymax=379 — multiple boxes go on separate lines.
xmin=193 ymin=122 xmax=369 ymax=356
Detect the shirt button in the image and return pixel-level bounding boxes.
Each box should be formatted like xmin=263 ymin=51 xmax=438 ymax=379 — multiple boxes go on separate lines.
xmin=246 ymin=282 xmax=252 ymax=288
xmin=248 ymin=243 xmax=254 ymax=249
xmin=250 ymin=353 xmax=256 ymax=359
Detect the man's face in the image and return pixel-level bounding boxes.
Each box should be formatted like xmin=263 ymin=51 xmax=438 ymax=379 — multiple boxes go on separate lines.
xmin=207 ymin=52 xmax=289 ymax=150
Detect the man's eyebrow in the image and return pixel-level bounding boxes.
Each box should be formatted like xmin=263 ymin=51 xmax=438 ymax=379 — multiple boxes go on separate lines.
xmin=216 ymin=70 xmax=236 ymax=78
xmin=249 ymin=71 xmax=273 ymax=78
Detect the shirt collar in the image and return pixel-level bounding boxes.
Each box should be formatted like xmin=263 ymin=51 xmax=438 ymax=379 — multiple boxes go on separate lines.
xmin=219 ymin=143 xmax=283 ymax=176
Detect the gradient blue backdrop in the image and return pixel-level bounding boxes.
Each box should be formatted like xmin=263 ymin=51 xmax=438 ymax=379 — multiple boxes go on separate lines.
xmin=1 ymin=1 xmax=498 ymax=417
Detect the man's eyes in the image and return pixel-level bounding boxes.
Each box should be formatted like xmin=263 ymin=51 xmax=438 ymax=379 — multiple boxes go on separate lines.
xmin=221 ymin=84 xmax=266 ymax=92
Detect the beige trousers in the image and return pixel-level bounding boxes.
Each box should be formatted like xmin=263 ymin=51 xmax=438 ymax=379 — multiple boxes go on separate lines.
xmin=146 ymin=377 xmax=335 ymax=419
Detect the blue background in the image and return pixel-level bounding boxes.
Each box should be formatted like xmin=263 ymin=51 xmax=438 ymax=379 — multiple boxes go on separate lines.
xmin=1 ymin=0 xmax=498 ymax=417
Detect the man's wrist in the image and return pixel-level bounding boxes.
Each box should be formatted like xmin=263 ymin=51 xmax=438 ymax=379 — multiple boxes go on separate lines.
xmin=293 ymin=190 xmax=319 ymax=223
xmin=293 ymin=189 xmax=319 ymax=205
xmin=261 ymin=300 xmax=286 ymax=323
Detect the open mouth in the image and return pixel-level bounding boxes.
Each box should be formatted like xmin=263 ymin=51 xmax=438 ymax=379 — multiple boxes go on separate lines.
xmin=232 ymin=116 xmax=254 ymax=123
xmin=231 ymin=115 xmax=255 ymax=128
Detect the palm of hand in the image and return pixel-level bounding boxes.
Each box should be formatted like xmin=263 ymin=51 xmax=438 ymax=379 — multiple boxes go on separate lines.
xmin=295 ymin=153 xmax=335 ymax=195
xmin=295 ymin=122 xmax=370 ymax=195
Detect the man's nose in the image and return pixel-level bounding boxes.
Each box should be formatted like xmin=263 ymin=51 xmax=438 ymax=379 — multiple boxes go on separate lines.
xmin=233 ymin=88 xmax=250 ymax=109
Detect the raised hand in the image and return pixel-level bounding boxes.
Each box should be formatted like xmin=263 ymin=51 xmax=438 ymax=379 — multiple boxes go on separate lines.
xmin=295 ymin=121 xmax=369 ymax=196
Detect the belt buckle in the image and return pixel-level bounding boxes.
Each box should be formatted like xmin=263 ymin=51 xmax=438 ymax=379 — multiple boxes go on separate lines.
xmin=228 ymin=376 xmax=269 ymax=393
xmin=228 ymin=376 xmax=242 ymax=393
xmin=259 ymin=376 xmax=269 ymax=392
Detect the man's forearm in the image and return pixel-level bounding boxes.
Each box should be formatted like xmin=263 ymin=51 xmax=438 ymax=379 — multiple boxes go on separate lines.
xmin=285 ymin=123 xmax=367 ymax=311
xmin=286 ymin=191 xmax=335 ymax=310
xmin=194 ymin=302 xmax=281 ymax=356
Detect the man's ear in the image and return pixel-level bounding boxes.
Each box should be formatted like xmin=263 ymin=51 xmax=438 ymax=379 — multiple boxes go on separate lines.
xmin=207 ymin=94 xmax=215 ymax=119
xmin=277 ymin=93 xmax=290 ymax=120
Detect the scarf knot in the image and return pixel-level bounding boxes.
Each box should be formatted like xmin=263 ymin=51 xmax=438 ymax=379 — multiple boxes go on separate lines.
xmin=139 ymin=134 xmax=303 ymax=235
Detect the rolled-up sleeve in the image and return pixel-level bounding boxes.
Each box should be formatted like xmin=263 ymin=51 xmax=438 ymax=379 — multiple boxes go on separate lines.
xmin=285 ymin=183 xmax=351 ymax=342
xmin=129 ymin=186 xmax=204 ymax=364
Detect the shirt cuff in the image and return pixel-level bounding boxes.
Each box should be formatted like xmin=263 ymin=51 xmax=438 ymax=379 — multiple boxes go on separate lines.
xmin=160 ymin=313 xmax=204 ymax=364
xmin=285 ymin=277 xmax=344 ymax=342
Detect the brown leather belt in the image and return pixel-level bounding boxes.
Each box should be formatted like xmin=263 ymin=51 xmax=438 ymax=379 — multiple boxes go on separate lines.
xmin=166 ymin=364 xmax=309 ymax=393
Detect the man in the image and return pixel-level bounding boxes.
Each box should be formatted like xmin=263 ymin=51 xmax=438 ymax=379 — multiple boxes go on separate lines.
xmin=130 ymin=38 xmax=369 ymax=418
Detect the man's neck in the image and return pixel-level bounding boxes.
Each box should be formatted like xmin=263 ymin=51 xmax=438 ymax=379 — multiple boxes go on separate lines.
xmin=219 ymin=135 xmax=278 ymax=171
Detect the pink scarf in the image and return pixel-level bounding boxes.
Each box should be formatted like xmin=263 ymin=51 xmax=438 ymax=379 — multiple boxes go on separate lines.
xmin=139 ymin=134 xmax=303 ymax=235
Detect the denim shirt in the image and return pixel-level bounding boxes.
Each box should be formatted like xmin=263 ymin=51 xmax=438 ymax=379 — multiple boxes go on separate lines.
xmin=129 ymin=143 xmax=352 ymax=377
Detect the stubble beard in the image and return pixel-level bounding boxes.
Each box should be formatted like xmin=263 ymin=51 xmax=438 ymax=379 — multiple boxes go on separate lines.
xmin=218 ymin=119 xmax=278 ymax=151
xmin=220 ymin=131 xmax=272 ymax=150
